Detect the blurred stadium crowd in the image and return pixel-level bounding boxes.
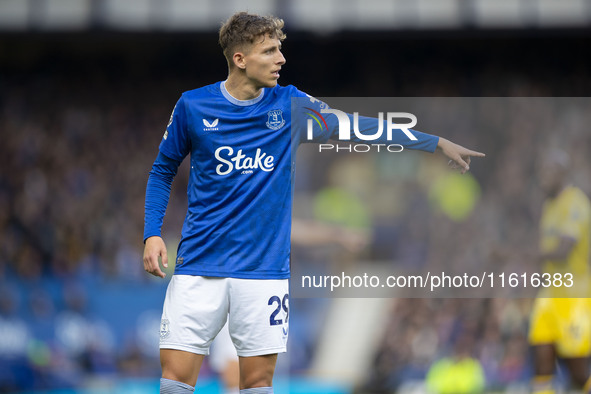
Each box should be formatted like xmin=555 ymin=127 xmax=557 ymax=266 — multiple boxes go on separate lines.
xmin=1 ymin=31 xmax=591 ymax=392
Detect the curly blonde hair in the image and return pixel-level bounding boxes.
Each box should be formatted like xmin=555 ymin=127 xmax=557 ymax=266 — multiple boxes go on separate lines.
xmin=219 ymin=12 xmax=286 ymax=66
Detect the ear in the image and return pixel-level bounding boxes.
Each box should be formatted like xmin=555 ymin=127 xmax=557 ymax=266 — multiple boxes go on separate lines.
xmin=233 ymin=51 xmax=247 ymax=70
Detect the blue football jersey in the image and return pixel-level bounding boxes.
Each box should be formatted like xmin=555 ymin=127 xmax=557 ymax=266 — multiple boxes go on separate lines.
xmin=150 ymin=81 xmax=438 ymax=279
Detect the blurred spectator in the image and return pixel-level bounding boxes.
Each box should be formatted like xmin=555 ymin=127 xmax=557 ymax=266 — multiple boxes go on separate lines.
xmin=0 ymin=284 xmax=33 ymax=390
xmin=425 ymin=334 xmax=486 ymax=394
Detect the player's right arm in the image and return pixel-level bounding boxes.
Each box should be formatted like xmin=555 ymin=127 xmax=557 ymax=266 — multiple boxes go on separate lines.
xmin=143 ymin=95 xmax=190 ymax=278
xmin=143 ymin=152 xmax=183 ymax=278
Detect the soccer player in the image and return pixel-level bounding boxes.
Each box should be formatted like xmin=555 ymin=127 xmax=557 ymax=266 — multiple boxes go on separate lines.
xmin=528 ymin=150 xmax=591 ymax=393
xmin=143 ymin=11 xmax=485 ymax=393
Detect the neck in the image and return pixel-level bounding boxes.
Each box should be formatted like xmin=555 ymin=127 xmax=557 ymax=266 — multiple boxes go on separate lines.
xmin=225 ymin=73 xmax=263 ymax=101
xmin=548 ymin=183 xmax=568 ymax=199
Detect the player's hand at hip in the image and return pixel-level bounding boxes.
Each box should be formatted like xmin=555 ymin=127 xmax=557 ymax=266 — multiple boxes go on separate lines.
xmin=437 ymin=137 xmax=485 ymax=174
xmin=143 ymin=236 xmax=168 ymax=278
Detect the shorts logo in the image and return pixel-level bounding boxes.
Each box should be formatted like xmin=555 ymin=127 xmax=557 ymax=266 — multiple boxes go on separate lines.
xmin=160 ymin=319 xmax=170 ymax=340
xmin=266 ymin=109 xmax=285 ymax=130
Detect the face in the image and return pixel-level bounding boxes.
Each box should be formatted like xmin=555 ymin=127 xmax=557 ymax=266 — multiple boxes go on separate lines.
xmin=237 ymin=34 xmax=286 ymax=88
xmin=537 ymin=156 xmax=566 ymax=197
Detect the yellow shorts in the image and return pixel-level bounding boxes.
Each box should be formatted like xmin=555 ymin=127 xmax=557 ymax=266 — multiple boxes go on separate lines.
xmin=528 ymin=297 xmax=591 ymax=358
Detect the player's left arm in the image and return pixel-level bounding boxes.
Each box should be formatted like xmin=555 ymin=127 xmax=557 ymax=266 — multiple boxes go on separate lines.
xmin=293 ymin=90 xmax=485 ymax=173
xmin=321 ymin=108 xmax=485 ymax=173
xmin=348 ymin=124 xmax=486 ymax=173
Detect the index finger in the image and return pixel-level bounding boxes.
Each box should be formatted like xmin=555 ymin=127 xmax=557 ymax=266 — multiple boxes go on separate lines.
xmin=151 ymin=266 xmax=166 ymax=279
xmin=144 ymin=254 xmax=166 ymax=278
xmin=148 ymin=260 xmax=166 ymax=278
xmin=463 ymin=149 xmax=486 ymax=157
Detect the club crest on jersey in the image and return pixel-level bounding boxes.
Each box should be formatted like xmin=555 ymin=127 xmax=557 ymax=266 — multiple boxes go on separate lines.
xmin=266 ymin=109 xmax=285 ymax=130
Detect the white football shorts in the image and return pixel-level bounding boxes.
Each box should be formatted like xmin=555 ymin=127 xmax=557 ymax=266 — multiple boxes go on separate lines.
xmin=209 ymin=321 xmax=237 ymax=372
xmin=159 ymin=275 xmax=289 ymax=357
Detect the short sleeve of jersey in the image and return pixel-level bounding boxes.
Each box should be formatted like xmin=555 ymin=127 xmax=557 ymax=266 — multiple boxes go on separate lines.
xmin=557 ymin=190 xmax=591 ymax=240
xmin=159 ymin=95 xmax=191 ymax=162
